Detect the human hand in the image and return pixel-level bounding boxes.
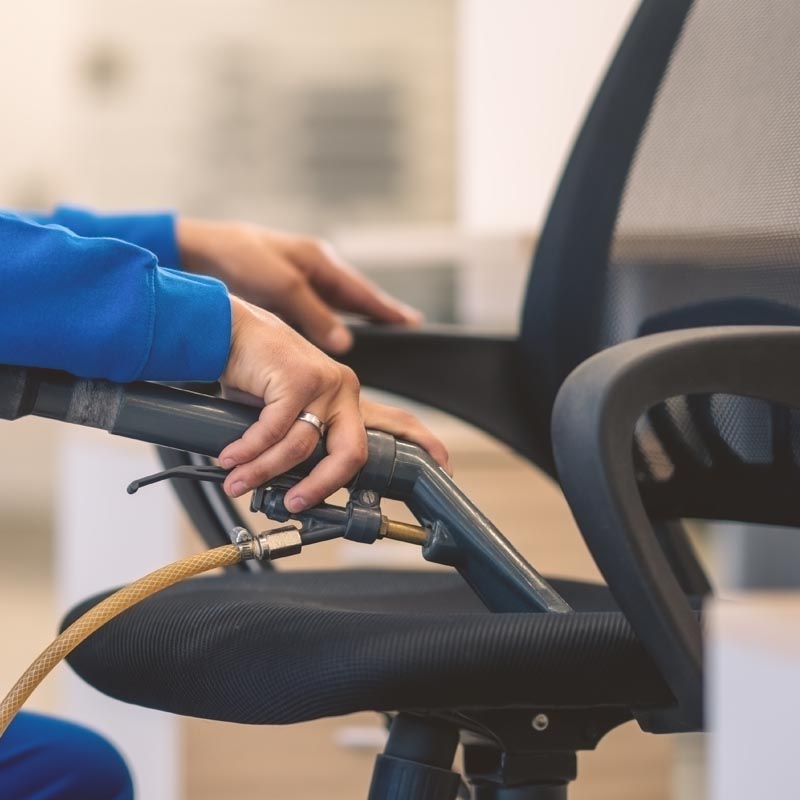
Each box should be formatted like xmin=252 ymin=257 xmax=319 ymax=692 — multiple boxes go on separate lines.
xmin=177 ymin=218 xmax=421 ymax=355
xmin=219 ymin=296 xmax=449 ymax=510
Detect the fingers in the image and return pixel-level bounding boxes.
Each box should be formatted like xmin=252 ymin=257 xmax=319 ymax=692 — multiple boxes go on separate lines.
xmin=223 ymin=405 xmax=369 ymax=507
xmin=284 ymin=405 xmax=368 ymax=512
xmin=292 ymin=238 xmax=423 ymax=326
xmin=219 ymin=394 xmax=307 ymax=474
xmin=221 ymin=399 xmax=450 ymax=502
xmin=222 ymin=402 xmax=449 ymax=503
xmin=222 ymin=399 xmax=451 ymax=499
xmin=275 ymin=270 xmax=354 ymax=354
xmin=222 ymin=417 xmax=324 ymax=498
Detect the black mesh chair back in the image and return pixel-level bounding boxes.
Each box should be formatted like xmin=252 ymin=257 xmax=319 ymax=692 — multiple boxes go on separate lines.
xmin=521 ymin=0 xmax=800 ymax=526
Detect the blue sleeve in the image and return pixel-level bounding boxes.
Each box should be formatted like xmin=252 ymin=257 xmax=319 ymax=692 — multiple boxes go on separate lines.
xmin=0 ymin=211 xmax=231 ymax=383
xmin=25 ymin=205 xmax=181 ymax=269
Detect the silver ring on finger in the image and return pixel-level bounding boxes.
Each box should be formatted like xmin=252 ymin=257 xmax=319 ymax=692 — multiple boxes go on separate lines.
xmin=296 ymin=411 xmax=327 ymax=438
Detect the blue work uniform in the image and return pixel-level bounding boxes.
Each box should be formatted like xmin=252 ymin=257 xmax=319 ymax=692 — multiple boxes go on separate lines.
xmin=1 ymin=712 xmax=133 ymax=799
xmin=0 ymin=206 xmax=233 ymax=798
xmin=0 ymin=206 xmax=231 ymax=381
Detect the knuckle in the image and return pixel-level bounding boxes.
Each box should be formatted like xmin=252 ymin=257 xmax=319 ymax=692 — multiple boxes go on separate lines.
xmin=304 ymin=362 xmax=346 ymax=397
xmin=291 ymin=375 xmax=315 ymax=397
xmin=338 ymin=365 xmax=360 ymax=393
xmin=343 ymin=440 xmax=369 ymax=471
xmin=285 ymin=434 xmax=315 ymax=463
xmin=250 ymin=420 xmax=282 ymax=446
xmin=301 ymin=236 xmax=328 ymax=258
xmin=238 ymin=437 xmax=257 ymax=457
xmin=276 ymin=269 xmax=306 ymax=294
xmin=297 ymin=366 xmax=328 ymax=396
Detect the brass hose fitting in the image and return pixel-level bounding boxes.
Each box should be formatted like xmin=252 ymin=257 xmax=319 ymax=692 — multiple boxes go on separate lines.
xmin=380 ymin=518 xmax=430 ymax=547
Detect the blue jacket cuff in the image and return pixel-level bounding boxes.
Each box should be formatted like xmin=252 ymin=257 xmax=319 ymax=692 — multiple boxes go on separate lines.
xmin=139 ymin=267 xmax=232 ymax=381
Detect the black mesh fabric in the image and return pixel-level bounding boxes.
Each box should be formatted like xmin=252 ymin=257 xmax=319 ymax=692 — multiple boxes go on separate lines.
xmin=611 ymin=0 xmax=800 ymax=522
xmin=521 ymin=0 xmax=800 ymax=525
xmin=63 ymin=571 xmax=673 ymax=725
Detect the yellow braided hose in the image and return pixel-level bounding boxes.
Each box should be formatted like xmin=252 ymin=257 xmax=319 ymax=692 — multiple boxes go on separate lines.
xmin=0 ymin=544 xmax=242 ymax=737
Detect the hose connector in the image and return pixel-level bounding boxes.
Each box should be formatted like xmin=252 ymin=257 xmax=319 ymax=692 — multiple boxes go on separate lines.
xmin=229 ymin=525 xmax=302 ymax=561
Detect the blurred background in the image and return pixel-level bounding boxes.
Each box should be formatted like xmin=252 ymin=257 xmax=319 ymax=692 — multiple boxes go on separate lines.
xmin=0 ymin=2 xmax=705 ymax=799
xmin=0 ymin=0 xmax=636 ymax=327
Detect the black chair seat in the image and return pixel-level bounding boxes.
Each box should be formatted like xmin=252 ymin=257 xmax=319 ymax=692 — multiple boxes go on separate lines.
xmin=63 ymin=570 xmax=675 ymax=726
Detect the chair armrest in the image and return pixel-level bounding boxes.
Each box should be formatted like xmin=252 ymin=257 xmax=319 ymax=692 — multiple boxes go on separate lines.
xmin=343 ymin=324 xmax=555 ymax=474
xmin=551 ymin=325 xmax=800 ymax=730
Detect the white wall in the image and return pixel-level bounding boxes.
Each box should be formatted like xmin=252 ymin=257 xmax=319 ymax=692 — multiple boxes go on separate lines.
xmin=458 ymin=0 xmax=639 ymax=232
xmin=0 ymin=2 xmax=78 ymax=208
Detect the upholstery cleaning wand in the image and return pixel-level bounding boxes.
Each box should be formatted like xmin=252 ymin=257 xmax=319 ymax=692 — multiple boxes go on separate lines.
xmin=0 ymin=403 xmax=566 ymax=735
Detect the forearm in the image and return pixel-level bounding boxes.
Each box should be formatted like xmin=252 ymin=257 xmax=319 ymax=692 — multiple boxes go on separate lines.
xmin=0 ymin=212 xmax=230 ymax=382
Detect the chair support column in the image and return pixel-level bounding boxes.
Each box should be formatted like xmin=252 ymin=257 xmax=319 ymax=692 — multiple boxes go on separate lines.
xmin=472 ymin=786 xmax=567 ymax=800
xmin=368 ymin=714 xmax=461 ymax=800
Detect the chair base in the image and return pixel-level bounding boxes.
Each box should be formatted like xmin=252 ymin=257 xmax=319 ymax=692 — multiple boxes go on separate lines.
xmin=368 ymin=707 xmax=633 ymax=800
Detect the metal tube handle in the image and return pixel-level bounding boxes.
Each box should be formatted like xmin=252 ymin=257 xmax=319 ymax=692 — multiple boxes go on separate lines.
xmin=1 ymin=365 xmax=569 ymax=614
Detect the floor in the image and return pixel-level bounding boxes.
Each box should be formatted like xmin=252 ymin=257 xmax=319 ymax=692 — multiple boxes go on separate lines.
xmin=0 ymin=412 xmax=673 ymax=799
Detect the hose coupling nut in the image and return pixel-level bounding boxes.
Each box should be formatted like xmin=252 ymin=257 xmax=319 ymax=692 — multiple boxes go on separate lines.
xmin=229 ymin=525 xmax=302 ymax=561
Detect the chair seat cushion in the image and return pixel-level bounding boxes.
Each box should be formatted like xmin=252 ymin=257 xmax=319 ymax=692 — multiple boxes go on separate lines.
xmin=62 ymin=570 xmax=674 ymax=725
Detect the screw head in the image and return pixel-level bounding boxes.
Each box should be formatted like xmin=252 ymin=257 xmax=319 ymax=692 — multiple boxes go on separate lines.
xmin=531 ymin=713 xmax=549 ymax=732
xmin=358 ymin=489 xmax=379 ymax=506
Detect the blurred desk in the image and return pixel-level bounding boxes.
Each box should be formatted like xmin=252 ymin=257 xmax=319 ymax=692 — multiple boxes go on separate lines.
xmin=709 ymin=593 xmax=800 ymax=799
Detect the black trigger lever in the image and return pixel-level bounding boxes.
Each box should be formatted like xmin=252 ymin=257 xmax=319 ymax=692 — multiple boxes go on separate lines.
xmin=127 ymin=464 xmax=230 ymax=495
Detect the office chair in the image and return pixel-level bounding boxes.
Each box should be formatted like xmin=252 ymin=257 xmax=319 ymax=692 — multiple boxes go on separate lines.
xmin=4 ymin=0 xmax=800 ymax=795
